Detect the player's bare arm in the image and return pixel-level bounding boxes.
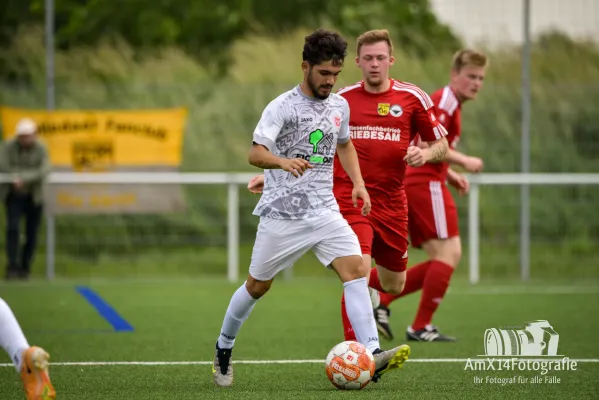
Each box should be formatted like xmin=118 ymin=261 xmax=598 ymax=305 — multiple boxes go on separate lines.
xmin=444 ymin=149 xmax=483 ymax=172
xmin=425 ymin=137 xmax=449 ymax=162
xmin=404 ymin=137 xmax=448 ymax=167
xmin=415 ymin=139 xmax=483 ymax=172
xmin=248 ymin=143 xmax=313 ymax=178
xmin=336 ymin=140 xmax=371 ymax=216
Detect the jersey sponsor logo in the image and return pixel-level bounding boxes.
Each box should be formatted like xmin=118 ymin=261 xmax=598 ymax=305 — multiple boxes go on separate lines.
xmin=390 ymin=104 xmax=403 ymax=117
xmin=349 ymin=126 xmax=401 ymax=142
xmin=377 ymin=103 xmax=391 ymax=116
xmin=294 ymin=129 xmax=335 ymax=164
xmin=295 ymin=153 xmax=334 ymax=164
xmin=301 ymin=117 xmax=313 ymax=123
xmin=308 ymin=129 xmax=334 ymax=154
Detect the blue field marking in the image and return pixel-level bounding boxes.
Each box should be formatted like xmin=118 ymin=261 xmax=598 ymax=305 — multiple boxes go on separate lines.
xmin=75 ymin=286 xmax=134 ymax=332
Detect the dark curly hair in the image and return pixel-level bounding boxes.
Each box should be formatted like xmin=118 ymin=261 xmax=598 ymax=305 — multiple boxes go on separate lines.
xmin=302 ymin=29 xmax=348 ymax=67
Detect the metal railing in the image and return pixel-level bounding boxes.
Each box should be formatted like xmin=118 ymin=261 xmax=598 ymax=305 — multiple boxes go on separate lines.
xmin=3 ymin=172 xmax=598 ymax=283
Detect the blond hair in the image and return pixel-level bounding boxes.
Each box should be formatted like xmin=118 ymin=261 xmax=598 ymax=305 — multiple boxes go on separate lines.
xmin=356 ymin=29 xmax=393 ymax=55
xmin=451 ymin=49 xmax=488 ymax=72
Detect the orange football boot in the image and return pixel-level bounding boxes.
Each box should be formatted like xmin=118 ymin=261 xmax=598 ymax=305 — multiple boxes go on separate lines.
xmin=20 ymin=346 xmax=56 ymax=399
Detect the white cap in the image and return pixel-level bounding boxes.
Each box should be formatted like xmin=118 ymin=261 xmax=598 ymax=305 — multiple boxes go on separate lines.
xmin=15 ymin=118 xmax=37 ymax=136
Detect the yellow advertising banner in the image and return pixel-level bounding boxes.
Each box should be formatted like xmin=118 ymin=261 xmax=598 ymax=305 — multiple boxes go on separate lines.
xmin=0 ymin=106 xmax=189 ymax=215
xmin=0 ymin=106 xmax=187 ymax=169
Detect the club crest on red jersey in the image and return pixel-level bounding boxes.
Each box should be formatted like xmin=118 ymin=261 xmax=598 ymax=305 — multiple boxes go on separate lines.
xmin=390 ymin=104 xmax=403 ymax=117
xmin=377 ymin=103 xmax=390 ymax=116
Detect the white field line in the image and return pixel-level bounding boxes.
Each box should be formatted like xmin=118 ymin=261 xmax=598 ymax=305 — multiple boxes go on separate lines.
xmin=1 ymin=358 xmax=598 ymax=367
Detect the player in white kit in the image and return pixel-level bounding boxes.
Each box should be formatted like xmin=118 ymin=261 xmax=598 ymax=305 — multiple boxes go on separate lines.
xmin=212 ymin=28 xmax=410 ymax=388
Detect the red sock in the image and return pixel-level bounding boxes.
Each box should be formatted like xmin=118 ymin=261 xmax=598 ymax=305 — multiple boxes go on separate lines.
xmin=341 ymin=293 xmax=357 ymax=341
xmin=341 ymin=268 xmax=384 ymax=341
xmin=379 ymin=261 xmax=431 ymax=307
xmin=411 ymin=260 xmax=454 ymax=331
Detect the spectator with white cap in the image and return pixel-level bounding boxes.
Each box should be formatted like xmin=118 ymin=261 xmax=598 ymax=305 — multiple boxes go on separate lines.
xmin=0 ymin=118 xmax=51 ymax=280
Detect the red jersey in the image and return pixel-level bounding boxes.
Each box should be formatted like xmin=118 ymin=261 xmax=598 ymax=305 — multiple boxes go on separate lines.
xmin=405 ymin=85 xmax=462 ymax=184
xmin=333 ymin=79 xmax=448 ymax=214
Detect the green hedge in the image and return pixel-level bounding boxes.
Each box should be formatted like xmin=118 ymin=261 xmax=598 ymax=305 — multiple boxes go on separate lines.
xmin=1 ymin=28 xmax=598 ymax=278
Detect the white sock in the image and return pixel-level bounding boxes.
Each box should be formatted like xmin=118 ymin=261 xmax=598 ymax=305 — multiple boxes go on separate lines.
xmin=217 ymin=283 xmax=258 ymax=349
xmin=0 ymin=298 xmax=29 ymax=372
xmin=343 ymin=277 xmax=381 ymax=353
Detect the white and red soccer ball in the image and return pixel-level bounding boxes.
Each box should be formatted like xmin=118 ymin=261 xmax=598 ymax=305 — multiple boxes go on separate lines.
xmin=325 ymin=341 xmax=375 ymax=390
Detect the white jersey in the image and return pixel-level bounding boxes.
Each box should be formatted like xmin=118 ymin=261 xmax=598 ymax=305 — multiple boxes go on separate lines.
xmin=252 ymin=85 xmax=351 ymax=219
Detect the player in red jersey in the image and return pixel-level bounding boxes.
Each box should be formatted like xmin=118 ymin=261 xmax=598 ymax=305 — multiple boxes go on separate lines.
xmin=247 ymin=29 xmax=449 ymax=381
xmin=332 ymin=30 xmax=448 ymax=359
xmin=373 ymin=49 xmax=488 ymax=342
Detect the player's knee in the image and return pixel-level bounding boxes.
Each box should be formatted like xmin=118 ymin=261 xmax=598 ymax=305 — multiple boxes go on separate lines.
xmin=381 ymin=275 xmax=405 ymax=295
xmin=377 ymin=266 xmax=406 ymax=295
xmin=436 ymin=238 xmax=462 ymax=268
xmin=332 ymin=255 xmax=368 ymax=283
xmin=347 ymin=261 xmax=369 ymax=281
xmin=245 ymin=275 xmax=273 ymax=299
xmin=424 ymin=237 xmax=462 ymax=268
xmin=451 ymin=245 xmax=462 ymax=267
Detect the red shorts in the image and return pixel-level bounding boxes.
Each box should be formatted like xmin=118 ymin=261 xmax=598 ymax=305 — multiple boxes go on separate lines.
xmin=342 ymin=211 xmax=409 ymax=272
xmin=406 ymin=181 xmax=459 ymax=248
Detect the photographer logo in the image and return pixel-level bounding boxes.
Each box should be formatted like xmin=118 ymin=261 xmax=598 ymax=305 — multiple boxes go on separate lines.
xmin=483 ymin=320 xmax=560 ymax=357
xmin=466 ymin=320 xmax=578 ymax=385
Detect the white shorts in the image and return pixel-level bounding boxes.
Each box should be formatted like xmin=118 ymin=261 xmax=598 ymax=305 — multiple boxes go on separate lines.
xmin=249 ymin=210 xmax=362 ymax=281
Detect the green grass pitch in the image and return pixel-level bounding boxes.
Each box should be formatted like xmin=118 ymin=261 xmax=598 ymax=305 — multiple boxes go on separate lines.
xmin=0 ymin=277 xmax=598 ymax=399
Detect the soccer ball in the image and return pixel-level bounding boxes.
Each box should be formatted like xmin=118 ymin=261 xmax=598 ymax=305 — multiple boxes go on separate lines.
xmin=325 ymin=341 xmax=375 ymax=390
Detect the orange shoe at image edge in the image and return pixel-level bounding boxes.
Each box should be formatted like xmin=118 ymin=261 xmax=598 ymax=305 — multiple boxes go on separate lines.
xmin=20 ymin=346 xmax=56 ymax=400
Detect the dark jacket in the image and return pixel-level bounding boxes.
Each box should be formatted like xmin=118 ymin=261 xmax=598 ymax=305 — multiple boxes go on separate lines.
xmin=0 ymin=138 xmax=51 ymax=204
